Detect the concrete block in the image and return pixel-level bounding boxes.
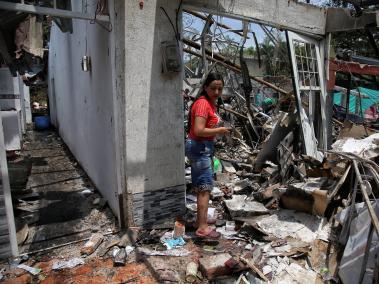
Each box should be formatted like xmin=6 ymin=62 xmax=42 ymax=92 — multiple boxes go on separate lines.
xmin=199 ymin=253 xmax=233 ymax=280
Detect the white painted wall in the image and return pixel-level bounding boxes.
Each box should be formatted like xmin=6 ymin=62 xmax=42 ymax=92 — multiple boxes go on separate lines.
xmin=48 ymin=1 xmax=119 ymax=218
xmin=48 ymin=0 xmax=186 ymax=226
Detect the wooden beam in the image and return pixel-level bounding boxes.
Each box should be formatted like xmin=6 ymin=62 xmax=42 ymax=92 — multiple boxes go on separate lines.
xmin=219 ymin=106 xmax=248 ymax=120
xmin=0 ymin=1 xmax=109 ymax=22
xmin=183 ymin=39 xmax=289 ymax=94
xmin=183 ymin=0 xmax=327 ymax=36
xmin=328 ymin=58 xmax=379 ymax=90
xmin=330 ymin=59 xmax=379 ymax=76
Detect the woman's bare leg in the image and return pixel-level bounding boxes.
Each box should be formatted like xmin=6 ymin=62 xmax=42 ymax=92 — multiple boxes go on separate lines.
xmin=196 ymin=191 xmax=210 ymax=231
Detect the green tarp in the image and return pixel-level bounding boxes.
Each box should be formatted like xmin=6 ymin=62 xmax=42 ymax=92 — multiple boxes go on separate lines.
xmin=333 ymin=87 xmax=379 ymax=115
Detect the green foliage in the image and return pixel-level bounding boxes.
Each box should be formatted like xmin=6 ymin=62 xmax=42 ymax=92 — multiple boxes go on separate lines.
xmin=331 ymin=30 xmax=379 ymax=58
xmin=184 ymin=56 xmax=200 ymax=71
xmin=243 ymin=47 xmax=256 ymax=57
xmin=259 ymin=37 xmax=291 ymax=76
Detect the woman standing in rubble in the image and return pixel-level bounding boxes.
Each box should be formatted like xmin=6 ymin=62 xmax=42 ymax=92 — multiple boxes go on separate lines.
xmin=185 ymin=73 xmax=230 ymax=238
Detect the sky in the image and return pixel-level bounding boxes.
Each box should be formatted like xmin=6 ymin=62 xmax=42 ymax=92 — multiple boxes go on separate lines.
xmin=184 ymin=14 xmax=267 ymax=49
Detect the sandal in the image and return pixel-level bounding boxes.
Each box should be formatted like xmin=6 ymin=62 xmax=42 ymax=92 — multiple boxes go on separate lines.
xmin=195 ymin=228 xmax=221 ymax=239
xmin=187 ymin=218 xmax=217 ymax=229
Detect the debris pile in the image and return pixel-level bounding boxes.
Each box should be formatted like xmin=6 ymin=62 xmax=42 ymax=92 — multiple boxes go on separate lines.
xmin=179 ymin=79 xmax=379 ymax=282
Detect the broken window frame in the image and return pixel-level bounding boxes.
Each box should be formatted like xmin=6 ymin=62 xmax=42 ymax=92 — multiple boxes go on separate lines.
xmin=286 ymin=31 xmax=328 ymax=161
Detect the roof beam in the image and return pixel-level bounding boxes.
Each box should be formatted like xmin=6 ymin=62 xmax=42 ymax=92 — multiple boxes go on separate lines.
xmin=182 ymin=0 xmax=327 ymax=36
xmin=0 ymin=1 xmax=109 ymax=22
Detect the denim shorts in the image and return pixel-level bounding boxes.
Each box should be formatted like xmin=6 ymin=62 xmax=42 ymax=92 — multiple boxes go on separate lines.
xmin=185 ymin=139 xmax=214 ymax=192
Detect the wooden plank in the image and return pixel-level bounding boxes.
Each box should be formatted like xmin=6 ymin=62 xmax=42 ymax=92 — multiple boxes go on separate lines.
xmin=240 ymin=257 xmax=270 ymax=282
xmin=328 ymin=164 xmax=351 ymax=201
xmin=183 ymin=0 xmax=327 ymax=36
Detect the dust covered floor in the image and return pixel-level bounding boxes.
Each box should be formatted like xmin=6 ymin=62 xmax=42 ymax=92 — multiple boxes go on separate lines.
xmin=14 ymin=130 xmax=118 ymax=256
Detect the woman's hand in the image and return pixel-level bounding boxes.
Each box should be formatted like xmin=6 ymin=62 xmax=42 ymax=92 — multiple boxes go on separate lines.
xmin=217 ymin=127 xmax=231 ymax=135
xmin=194 ymin=117 xmax=231 ymax=137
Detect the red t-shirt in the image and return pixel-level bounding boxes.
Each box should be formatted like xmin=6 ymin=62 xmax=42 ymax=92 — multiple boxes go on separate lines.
xmin=188 ymin=96 xmax=220 ymax=141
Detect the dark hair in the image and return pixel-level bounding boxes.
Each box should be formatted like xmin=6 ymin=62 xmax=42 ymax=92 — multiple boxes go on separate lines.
xmin=187 ymin=72 xmax=224 ymax=134
xmin=199 ymin=72 xmax=224 ymax=99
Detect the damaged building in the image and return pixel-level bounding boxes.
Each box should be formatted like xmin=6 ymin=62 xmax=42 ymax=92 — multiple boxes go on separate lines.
xmin=0 ymin=0 xmax=378 ymax=283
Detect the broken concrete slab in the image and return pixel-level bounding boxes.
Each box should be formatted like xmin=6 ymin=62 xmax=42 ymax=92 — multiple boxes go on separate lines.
xmin=252 ymin=209 xmax=331 ymax=243
xmin=265 ymin=237 xmax=311 ymax=257
xmin=199 ymin=253 xmax=233 ymax=280
xmin=224 ymin=195 xmax=269 ymax=218
xmin=272 ymin=262 xmax=317 ymax=284
xmin=232 ymin=178 xmax=251 ymax=193
xmin=221 ymin=160 xmax=236 ymax=173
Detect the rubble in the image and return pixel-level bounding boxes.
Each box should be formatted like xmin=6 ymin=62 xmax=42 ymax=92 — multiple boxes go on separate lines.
xmin=3 ymin=7 xmax=379 ymax=284
xmin=16 ymin=264 xmax=41 ymax=275
xmin=224 ymin=195 xmax=269 ymax=217
xmin=51 ymin=258 xmax=84 ymax=270
xmin=281 ymin=178 xmax=330 ymax=216
xmin=80 ymin=233 xmax=104 ymax=256
xmin=254 ymin=210 xmax=331 ymax=243
xmin=332 ymin=133 xmax=379 ymax=159
xmin=198 ymin=253 xmax=234 ymax=280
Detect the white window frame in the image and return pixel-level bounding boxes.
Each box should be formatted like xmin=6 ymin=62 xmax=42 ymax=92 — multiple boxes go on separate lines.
xmin=287 ymin=31 xmax=328 ymax=162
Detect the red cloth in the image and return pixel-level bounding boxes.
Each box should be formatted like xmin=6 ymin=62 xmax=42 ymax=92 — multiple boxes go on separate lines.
xmin=189 ymin=96 xmax=220 ymax=141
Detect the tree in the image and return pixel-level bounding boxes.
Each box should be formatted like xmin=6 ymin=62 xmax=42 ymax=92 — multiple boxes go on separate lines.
xmin=259 ymin=37 xmax=291 ymax=76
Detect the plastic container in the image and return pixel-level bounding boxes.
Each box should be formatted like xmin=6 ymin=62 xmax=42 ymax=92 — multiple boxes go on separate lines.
xmin=34 ymin=116 xmax=50 ymax=130
xmin=213 ymin=158 xmax=222 ymax=173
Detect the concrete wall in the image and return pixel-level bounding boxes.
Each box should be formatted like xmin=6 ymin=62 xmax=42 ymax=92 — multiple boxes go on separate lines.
xmin=120 ymin=0 xmax=186 ymax=227
xmin=49 ymin=0 xmax=186 ymax=227
xmin=48 ymin=1 xmax=120 ymax=218
xmin=0 ymin=68 xmax=23 ymax=150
